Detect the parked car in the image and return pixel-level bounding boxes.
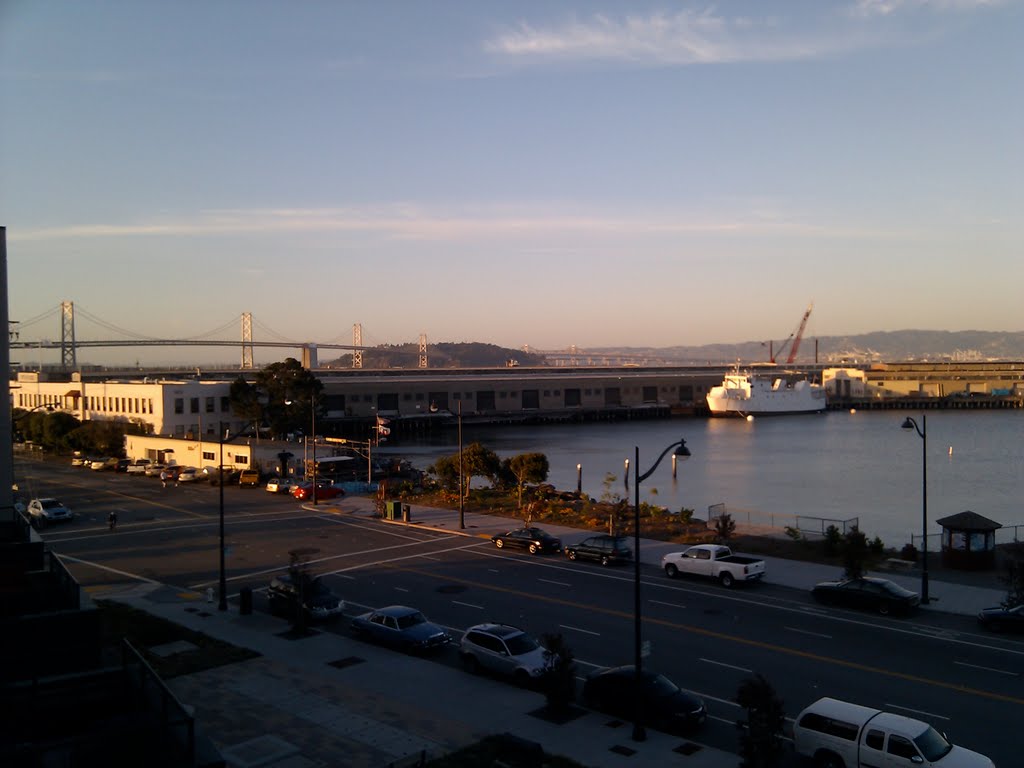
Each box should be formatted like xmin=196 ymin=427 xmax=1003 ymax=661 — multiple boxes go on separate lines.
xmin=564 ymin=535 xmax=633 ymax=566
xmin=160 ymin=466 xmax=181 ymax=482
xmin=265 ymin=477 xmax=295 ymax=494
xmin=660 ymin=544 xmax=766 ymax=588
xmin=28 ymin=498 xmax=75 ymax=526
xmin=459 ymin=623 xmax=548 ymax=683
xmin=491 ymin=527 xmax=562 ymax=555
xmin=351 ymin=605 xmax=451 ymax=653
xmin=126 ymin=459 xmax=152 ymax=475
xmin=203 ymin=466 xmax=241 ymax=485
xmin=177 ymin=467 xmax=201 ymax=483
xmin=291 ymin=482 xmax=344 ymax=501
xmin=266 ymin=573 xmax=345 ymax=622
xmin=70 ymin=455 xmax=87 ymax=467
xmin=583 ymin=666 xmax=707 ymax=733
xmin=90 ymin=457 xmax=118 ymax=471
xmin=144 ymin=463 xmax=167 ymax=477
xmin=115 ymin=458 xmax=133 ymax=473
xmin=238 ymin=468 xmax=261 ymax=487
xmin=811 ymin=576 xmax=920 ymax=616
xmin=977 ymin=604 xmax=1024 ymax=633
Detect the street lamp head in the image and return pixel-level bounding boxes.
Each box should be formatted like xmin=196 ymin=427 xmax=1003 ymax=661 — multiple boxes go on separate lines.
xmin=674 ymin=439 xmax=692 ymax=460
xmin=900 ymin=417 xmax=915 ymax=431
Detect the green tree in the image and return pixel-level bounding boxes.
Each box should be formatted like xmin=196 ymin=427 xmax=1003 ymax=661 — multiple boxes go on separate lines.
xmin=841 ymin=527 xmax=869 ymax=580
xmin=714 ymin=512 xmax=736 ymax=541
xmin=462 ymin=442 xmax=502 ymax=494
xmin=428 ymin=454 xmax=461 ymax=493
xmin=228 ymin=359 xmax=323 ymax=439
xmin=505 ymin=453 xmax=550 ymax=510
xmin=736 ymin=674 xmax=786 ymax=768
xmin=1000 ymin=543 xmax=1024 ymax=609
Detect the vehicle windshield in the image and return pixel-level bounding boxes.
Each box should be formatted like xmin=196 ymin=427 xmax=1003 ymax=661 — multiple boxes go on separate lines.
xmin=41 ymin=499 xmax=61 ymax=509
xmin=645 ymin=673 xmax=680 ymax=697
xmin=914 ymin=725 xmax=952 ymax=761
xmin=505 ymin=634 xmax=540 ymax=655
xmin=396 ymin=612 xmax=426 ymax=630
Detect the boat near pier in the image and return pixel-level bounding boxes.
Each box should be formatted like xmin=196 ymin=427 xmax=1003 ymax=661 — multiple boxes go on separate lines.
xmin=706 ymin=370 xmax=827 ymax=417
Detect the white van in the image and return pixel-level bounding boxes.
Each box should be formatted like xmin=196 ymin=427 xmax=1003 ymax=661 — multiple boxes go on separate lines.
xmin=791 ymin=697 xmax=994 ymax=768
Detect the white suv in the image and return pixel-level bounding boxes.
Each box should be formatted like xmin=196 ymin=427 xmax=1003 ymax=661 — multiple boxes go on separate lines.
xmin=459 ymin=623 xmax=549 ymax=683
xmin=28 ymin=498 xmax=75 ymax=526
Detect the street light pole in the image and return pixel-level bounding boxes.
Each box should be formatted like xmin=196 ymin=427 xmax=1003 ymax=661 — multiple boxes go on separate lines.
xmin=311 ymin=393 xmax=317 ymax=506
xmin=901 ymin=415 xmax=929 ymax=604
xmin=632 ymin=437 xmax=691 ymax=742
xmin=218 ymin=421 xmax=227 ymax=611
xmin=458 ymin=400 xmax=464 ymax=530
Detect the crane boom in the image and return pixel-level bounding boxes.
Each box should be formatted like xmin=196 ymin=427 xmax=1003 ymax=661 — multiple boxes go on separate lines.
xmin=785 ymin=303 xmax=813 ymax=364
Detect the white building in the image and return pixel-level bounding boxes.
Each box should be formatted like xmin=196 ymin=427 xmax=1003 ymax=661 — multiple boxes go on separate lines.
xmin=10 ymin=371 xmax=244 ymax=437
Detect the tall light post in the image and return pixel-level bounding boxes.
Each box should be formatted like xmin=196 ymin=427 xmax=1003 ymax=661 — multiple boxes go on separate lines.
xmin=901 ymin=415 xmax=929 ymax=604
xmin=310 ymin=391 xmax=317 ymax=506
xmin=458 ymin=400 xmax=464 ymax=529
xmin=632 ymin=437 xmax=691 ymax=742
xmin=218 ymin=421 xmax=227 ymax=611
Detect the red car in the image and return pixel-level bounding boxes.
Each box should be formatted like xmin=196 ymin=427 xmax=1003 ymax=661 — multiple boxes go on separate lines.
xmin=291 ymin=482 xmax=344 ymax=501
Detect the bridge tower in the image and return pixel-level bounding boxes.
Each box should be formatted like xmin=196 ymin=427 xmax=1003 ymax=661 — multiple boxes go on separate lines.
xmin=352 ymin=323 xmax=362 ymax=368
xmin=240 ymin=312 xmax=254 ymax=369
xmin=60 ymin=301 xmax=77 ymax=370
xmin=418 ymin=333 xmax=428 ymax=368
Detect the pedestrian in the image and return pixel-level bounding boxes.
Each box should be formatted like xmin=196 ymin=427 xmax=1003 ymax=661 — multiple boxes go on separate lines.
xmin=108 ymin=510 xmax=117 ymax=531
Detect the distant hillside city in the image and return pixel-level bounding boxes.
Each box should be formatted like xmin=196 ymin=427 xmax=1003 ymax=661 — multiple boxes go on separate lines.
xmin=324 ymin=331 xmax=1024 ymax=369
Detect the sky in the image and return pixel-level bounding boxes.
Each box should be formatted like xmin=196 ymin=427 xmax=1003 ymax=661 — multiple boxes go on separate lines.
xmin=2 ymin=0 xmax=1022 ymax=367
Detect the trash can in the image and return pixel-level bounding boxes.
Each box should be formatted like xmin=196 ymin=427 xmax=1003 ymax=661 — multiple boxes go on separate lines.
xmin=402 ymin=504 xmax=411 ymax=522
xmin=239 ymin=586 xmax=253 ymax=616
xmin=384 ymin=500 xmax=402 ymax=520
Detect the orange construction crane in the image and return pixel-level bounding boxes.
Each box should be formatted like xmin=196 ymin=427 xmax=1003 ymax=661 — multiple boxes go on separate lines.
xmin=770 ymin=303 xmax=814 ymax=364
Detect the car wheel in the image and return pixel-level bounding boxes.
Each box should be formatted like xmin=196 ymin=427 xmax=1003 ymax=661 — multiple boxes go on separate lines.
xmin=719 ymin=571 xmax=735 ymax=588
xmin=528 ymin=543 xmax=539 ymax=555
xmin=665 ymin=563 xmax=678 ymax=578
xmin=567 ymin=550 xmax=577 ymax=561
xmin=494 ymin=539 xmax=504 ymax=549
xmin=461 ymin=654 xmax=480 ymax=674
xmin=878 ymin=601 xmax=891 ymax=616
xmin=600 ymin=555 xmax=610 ymax=566
xmin=986 ymin=620 xmax=1002 ymax=633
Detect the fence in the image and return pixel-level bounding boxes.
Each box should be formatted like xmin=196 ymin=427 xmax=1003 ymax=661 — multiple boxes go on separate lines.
xmin=121 ymin=639 xmax=197 ymax=766
xmin=795 ymin=515 xmax=861 ymax=537
xmin=912 ymin=524 xmax=1024 ymax=550
xmin=707 ymin=503 xmax=797 ymax=532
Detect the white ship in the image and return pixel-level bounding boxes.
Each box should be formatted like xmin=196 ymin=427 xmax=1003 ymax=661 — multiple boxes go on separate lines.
xmin=706 ymin=370 xmax=827 ymax=417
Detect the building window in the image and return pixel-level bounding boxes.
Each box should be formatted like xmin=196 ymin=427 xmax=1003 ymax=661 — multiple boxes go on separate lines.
xmin=174 ymin=398 xmax=184 ymax=415
xmin=205 ymin=396 xmax=215 ymax=413
xmin=220 ymin=396 xmax=230 ymax=412
xmin=234 ymin=455 xmax=248 ymax=465
xmin=175 ymin=424 xmax=185 ymax=436
xmin=202 ymin=451 xmax=216 ymax=461
xmin=190 ymin=397 xmax=200 ymax=414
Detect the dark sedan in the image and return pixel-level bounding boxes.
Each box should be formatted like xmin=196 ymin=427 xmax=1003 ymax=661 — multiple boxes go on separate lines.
xmin=491 ymin=527 xmax=562 ymax=555
xmin=977 ymin=604 xmax=1024 ymax=633
xmin=811 ymin=576 xmax=920 ymax=616
xmin=351 ymin=605 xmax=451 ymax=653
xmin=583 ymin=666 xmax=707 ymax=733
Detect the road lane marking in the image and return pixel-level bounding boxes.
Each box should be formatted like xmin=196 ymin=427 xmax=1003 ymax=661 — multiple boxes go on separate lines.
xmin=700 ymin=658 xmax=753 ymax=674
xmin=452 ymin=600 xmax=484 ymax=610
xmin=560 ymin=624 xmax=600 ymax=636
xmin=885 ymin=703 xmax=949 ymax=720
xmin=953 ymin=661 xmax=1019 ymax=677
xmin=56 ymin=553 xmax=159 ymax=584
xmin=381 ymin=562 xmax=1024 ymax=707
xmin=538 ymin=578 xmax=572 ymax=587
xmin=650 ymin=599 xmax=687 ymax=609
xmin=785 ymin=626 xmax=833 ymax=639
xmin=395 ymin=586 xmax=409 ymax=592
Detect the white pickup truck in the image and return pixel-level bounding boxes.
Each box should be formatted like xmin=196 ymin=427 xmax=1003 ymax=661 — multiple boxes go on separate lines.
xmin=660 ymin=544 xmax=766 ymax=587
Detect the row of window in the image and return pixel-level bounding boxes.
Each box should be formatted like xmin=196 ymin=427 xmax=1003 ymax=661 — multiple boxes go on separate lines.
xmin=173 ymin=396 xmax=232 ymax=415
xmin=345 ymin=384 xmax=702 ymax=403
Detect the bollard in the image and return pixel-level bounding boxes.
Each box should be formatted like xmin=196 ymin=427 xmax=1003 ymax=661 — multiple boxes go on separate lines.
xmin=206 ymin=587 xmax=213 ymax=604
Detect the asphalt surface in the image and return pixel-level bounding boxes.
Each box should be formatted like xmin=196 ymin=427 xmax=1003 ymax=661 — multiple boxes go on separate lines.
xmin=83 ymin=493 xmax=1012 ymax=768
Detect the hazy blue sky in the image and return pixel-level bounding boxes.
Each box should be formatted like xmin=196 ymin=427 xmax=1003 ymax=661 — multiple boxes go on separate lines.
xmin=2 ymin=0 xmax=1021 ymax=366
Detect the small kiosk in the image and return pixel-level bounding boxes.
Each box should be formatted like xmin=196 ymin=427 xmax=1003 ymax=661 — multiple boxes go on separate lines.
xmin=935 ymin=511 xmax=1001 ymax=571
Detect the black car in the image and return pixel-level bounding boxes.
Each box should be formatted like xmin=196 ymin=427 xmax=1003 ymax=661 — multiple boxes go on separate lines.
xmin=583 ymin=666 xmax=707 ymax=733
xmin=267 ymin=574 xmax=345 ymax=622
xmin=564 ymin=535 xmax=633 ymax=566
xmin=811 ymin=577 xmax=920 ymax=616
xmin=351 ymin=605 xmax=451 ymax=652
xmin=977 ymin=604 xmax=1024 ymax=633
xmin=491 ymin=527 xmax=562 ymax=555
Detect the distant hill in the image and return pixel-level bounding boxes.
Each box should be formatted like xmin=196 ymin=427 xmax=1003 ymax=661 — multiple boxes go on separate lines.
xmin=325 ymin=342 xmax=546 ymax=369
xmin=323 ymin=331 xmax=1024 ymax=369
xmin=594 ymin=330 xmax=1024 ymax=365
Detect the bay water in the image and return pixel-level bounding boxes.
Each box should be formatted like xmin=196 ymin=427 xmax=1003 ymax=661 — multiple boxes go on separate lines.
xmin=388 ymin=410 xmax=1024 ymax=549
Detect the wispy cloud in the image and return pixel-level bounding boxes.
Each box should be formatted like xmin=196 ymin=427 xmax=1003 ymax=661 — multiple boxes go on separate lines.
xmin=484 ymin=9 xmax=856 ymax=65
xmin=851 ymin=0 xmax=1006 ymax=18
xmin=9 ymin=202 xmax=894 ymax=244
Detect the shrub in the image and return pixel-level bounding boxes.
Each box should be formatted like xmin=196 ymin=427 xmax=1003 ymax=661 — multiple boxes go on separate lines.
xmin=714 ymin=513 xmax=735 ymax=541
xmin=900 ymin=543 xmax=919 ymax=562
xmin=869 ymin=536 xmax=885 ymax=556
xmin=823 ymin=525 xmax=842 ymax=557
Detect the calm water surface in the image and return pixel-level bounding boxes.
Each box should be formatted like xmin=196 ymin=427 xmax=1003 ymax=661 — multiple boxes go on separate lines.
xmin=387 ymin=410 xmax=1024 ymax=548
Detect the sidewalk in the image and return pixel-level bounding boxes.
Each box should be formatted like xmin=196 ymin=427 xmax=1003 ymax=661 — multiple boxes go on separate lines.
xmin=101 ymin=497 xmax=1006 ymax=768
